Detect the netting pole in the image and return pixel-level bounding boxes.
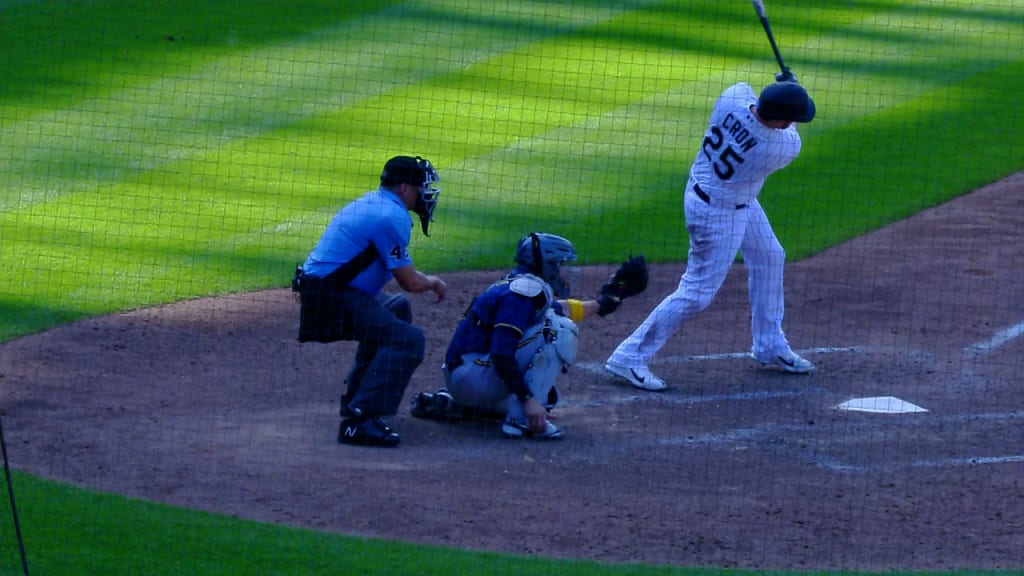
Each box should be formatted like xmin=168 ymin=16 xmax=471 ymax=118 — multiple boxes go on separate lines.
xmin=0 ymin=416 xmax=29 ymax=576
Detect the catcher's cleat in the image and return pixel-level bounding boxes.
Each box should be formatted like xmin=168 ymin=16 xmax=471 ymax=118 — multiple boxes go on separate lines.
xmin=605 ymin=362 xmax=667 ymax=391
xmin=338 ymin=417 xmax=400 ymax=447
xmin=752 ymin=350 xmax=815 ymax=374
xmin=410 ymin=390 xmax=453 ymax=419
xmin=501 ymin=416 xmax=563 ymax=440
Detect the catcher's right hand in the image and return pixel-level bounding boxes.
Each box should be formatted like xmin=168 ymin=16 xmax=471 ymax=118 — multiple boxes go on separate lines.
xmin=597 ymin=255 xmax=648 ymax=317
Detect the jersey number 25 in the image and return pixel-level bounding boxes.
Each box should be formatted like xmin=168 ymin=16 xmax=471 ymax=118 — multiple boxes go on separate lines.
xmin=701 ymin=126 xmax=745 ymax=181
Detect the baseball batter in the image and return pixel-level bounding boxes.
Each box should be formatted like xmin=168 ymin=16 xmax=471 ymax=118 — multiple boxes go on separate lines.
xmin=606 ymin=80 xmax=817 ymax=391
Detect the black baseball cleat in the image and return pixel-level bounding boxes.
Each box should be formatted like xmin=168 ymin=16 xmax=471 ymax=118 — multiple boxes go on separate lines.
xmin=338 ymin=417 xmax=400 ymax=447
xmin=410 ymin=389 xmax=453 ymax=419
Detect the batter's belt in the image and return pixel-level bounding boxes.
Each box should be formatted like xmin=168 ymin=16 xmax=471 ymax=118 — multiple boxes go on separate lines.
xmin=693 ymin=181 xmax=748 ymax=210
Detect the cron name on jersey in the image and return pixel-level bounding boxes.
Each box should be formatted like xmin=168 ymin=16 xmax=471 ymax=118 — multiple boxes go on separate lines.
xmin=721 ymin=112 xmax=758 ymax=153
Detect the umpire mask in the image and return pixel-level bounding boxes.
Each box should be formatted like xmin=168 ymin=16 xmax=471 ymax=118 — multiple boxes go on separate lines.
xmin=381 ymin=155 xmax=441 ymax=237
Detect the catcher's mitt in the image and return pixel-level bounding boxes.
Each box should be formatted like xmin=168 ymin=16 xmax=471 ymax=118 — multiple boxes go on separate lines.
xmin=597 ymin=255 xmax=648 ymax=316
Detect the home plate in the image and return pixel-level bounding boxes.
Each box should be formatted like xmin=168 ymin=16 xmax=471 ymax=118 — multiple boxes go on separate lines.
xmin=835 ymin=396 xmax=927 ymax=414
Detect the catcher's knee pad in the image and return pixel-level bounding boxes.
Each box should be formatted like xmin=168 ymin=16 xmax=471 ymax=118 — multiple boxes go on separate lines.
xmin=521 ymin=313 xmax=577 ymax=405
xmin=543 ymin=308 xmax=579 ymax=366
xmin=523 ymin=353 xmax=561 ymax=407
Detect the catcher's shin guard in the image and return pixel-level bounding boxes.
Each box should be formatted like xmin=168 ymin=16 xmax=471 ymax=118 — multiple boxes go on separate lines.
xmin=520 ymin=314 xmax=577 ymax=409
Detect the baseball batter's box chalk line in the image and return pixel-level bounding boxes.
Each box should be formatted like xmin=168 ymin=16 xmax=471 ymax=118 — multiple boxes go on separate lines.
xmin=963 ymin=319 xmax=1024 ymax=355
xmin=564 ymin=387 xmax=813 ymax=409
xmin=577 ymin=346 xmax=932 ymax=413
xmin=578 ymin=325 xmax=1023 ymax=414
xmin=651 ymin=411 xmax=1024 ymax=473
xmin=574 ymin=339 xmax=1024 ymax=472
xmin=811 ymin=454 xmax=1024 ymax=473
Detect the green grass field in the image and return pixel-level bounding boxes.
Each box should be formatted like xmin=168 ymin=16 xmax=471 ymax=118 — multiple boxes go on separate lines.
xmin=1 ymin=0 xmax=1022 ymax=574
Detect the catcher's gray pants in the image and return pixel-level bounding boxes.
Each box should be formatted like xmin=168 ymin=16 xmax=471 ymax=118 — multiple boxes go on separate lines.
xmin=445 ymin=311 xmax=578 ymax=420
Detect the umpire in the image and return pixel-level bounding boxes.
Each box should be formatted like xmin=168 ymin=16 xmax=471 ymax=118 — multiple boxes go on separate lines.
xmin=293 ymin=155 xmax=448 ymax=447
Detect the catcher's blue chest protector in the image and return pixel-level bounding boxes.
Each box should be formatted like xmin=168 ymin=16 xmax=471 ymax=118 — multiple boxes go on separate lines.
xmin=444 ymin=274 xmax=552 ymax=364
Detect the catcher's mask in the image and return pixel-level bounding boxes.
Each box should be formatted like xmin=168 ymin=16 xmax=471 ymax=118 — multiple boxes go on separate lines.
xmin=757 ymin=82 xmax=815 ymax=123
xmin=380 ymin=155 xmax=441 ymax=236
xmin=514 ymin=232 xmax=578 ymax=298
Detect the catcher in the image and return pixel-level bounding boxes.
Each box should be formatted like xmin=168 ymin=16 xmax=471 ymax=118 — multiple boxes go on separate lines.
xmin=410 ymin=232 xmax=648 ymax=439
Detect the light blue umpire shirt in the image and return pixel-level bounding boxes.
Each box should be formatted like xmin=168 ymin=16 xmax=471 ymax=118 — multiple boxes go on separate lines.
xmin=301 ymin=187 xmax=413 ymax=296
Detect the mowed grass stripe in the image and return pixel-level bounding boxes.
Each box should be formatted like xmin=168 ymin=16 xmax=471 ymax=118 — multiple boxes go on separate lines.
xmin=1 ymin=0 xmax=1022 ymax=342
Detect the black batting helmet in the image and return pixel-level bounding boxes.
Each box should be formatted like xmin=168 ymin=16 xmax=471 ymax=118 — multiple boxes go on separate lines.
xmin=757 ymin=82 xmax=815 ymax=123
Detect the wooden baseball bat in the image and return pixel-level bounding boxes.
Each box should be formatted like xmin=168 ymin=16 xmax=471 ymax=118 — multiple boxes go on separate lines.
xmin=750 ymin=0 xmax=792 ymax=80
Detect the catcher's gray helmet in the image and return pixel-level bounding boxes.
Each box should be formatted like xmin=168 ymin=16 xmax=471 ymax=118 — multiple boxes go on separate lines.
xmin=757 ymin=82 xmax=815 ymax=123
xmin=515 ymin=232 xmax=577 ymax=297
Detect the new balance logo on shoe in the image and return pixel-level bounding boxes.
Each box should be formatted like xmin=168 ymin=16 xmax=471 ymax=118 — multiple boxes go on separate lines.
xmin=338 ymin=417 xmax=401 ymax=448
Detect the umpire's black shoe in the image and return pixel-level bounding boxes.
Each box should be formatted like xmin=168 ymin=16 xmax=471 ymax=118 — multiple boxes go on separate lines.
xmin=338 ymin=417 xmax=400 ymax=447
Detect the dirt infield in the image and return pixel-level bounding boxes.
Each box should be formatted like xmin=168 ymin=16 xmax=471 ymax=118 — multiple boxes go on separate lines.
xmin=2 ymin=174 xmax=1023 ymax=572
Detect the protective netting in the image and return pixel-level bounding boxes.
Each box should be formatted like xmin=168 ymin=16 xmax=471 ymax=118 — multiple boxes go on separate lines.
xmin=2 ymin=1 xmax=1023 ymax=574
